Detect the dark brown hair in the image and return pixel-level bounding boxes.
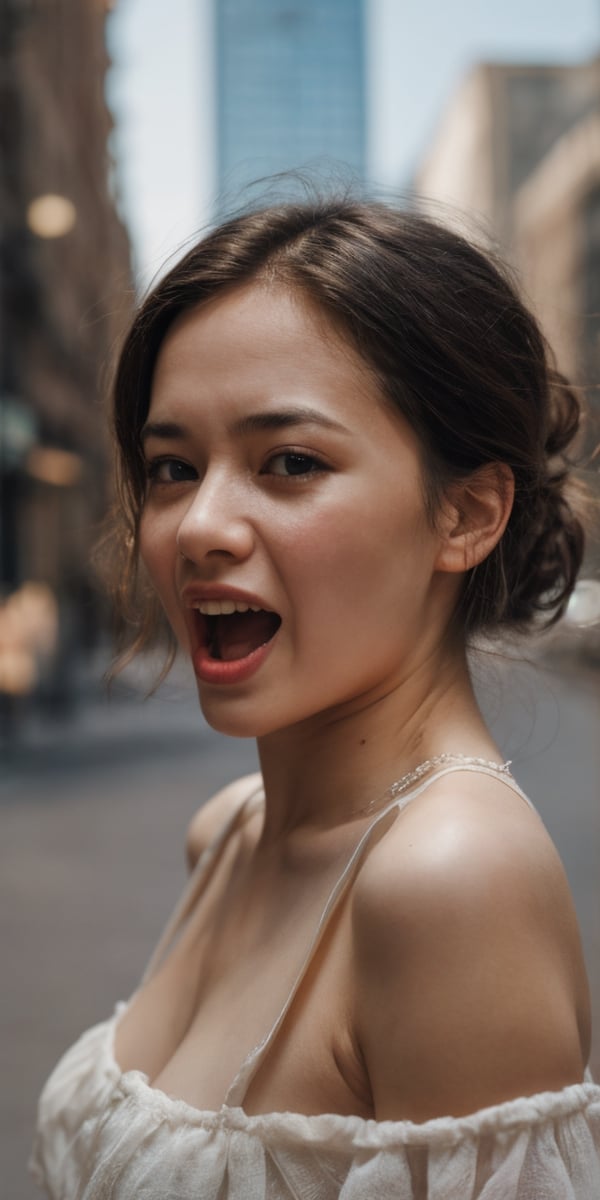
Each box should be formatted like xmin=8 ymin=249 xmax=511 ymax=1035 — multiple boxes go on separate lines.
xmin=108 ymin=196 xmax=587 ymax=665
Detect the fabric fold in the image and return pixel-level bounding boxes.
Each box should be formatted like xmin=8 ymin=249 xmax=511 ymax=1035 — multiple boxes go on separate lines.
xmin=30 ymin=1009 xmax=600 ymax=1200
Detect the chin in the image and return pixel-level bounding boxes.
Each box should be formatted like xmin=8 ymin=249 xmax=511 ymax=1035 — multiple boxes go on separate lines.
xmin=195 ymin=687 xmax=284 ymax=741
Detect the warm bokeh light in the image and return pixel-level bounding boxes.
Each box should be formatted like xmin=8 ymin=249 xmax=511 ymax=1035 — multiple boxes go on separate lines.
xmin=0 ymin=647 xmax=38 ymax=695
xmin=26 ymin=193 xmax=77 ymax=238
xmin=26 ymin=446 xmax=83 ymax=486
xmin=0 ymin=582 xmax=58 ymax=695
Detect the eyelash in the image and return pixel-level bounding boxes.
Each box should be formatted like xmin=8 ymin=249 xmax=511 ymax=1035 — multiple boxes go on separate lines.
xmin=144 ymin=451 xmax=329 ymax=487
xmin=145 ymin=458 xmax=197 ymax=485
xmin=261 ymin=451 xmax=328 ymax=480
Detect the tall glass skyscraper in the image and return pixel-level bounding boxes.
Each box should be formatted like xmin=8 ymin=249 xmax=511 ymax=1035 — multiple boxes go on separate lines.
xmin=215 ymin=0 xmax=366 ymax=203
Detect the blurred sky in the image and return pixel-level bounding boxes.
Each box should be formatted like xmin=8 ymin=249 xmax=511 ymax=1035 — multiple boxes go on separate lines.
xmin=106 ymin=0 xmax=600 ymax=287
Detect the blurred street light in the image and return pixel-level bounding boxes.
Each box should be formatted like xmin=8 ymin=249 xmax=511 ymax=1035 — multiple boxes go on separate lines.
xmin=0 ymin=581 xmax=58 ymax=696
xmin=26 ymin=193 xmax=77 ymax=239
xmin=26 ymin=446 xmax=83 ymax=487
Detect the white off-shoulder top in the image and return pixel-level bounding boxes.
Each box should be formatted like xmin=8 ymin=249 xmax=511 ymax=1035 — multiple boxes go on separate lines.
xmin=31 ymin=763 xmax=600 ymax=1199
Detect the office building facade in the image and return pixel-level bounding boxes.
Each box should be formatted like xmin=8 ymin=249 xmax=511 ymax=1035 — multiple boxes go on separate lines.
xmin=215 ymin=0 xmax=366 ymax=203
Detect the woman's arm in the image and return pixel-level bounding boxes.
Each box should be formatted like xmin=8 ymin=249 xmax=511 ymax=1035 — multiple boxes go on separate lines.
xmin=352 ymin=781 xmax=590 ymax=1122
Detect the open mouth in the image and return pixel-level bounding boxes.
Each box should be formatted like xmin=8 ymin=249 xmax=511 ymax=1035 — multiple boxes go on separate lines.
xmin=198 ymin=607 xmax=282 ymax=663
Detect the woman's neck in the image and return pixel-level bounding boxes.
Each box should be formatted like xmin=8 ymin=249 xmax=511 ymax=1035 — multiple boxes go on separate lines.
xmin=255 ymin=645 xmax=501 ymax=843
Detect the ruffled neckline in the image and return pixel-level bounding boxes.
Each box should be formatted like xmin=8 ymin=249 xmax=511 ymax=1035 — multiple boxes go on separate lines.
xmin=103 ymin=1003 xmax=598 ymax=1151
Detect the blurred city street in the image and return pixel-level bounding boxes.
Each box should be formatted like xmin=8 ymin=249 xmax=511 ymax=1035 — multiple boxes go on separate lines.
xmin=2 ymin=652 xmax=598 ymax=1200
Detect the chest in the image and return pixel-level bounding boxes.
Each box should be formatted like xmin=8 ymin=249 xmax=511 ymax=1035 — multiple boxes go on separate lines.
xmin=114 ymin=838 xmax=372 ymax=1117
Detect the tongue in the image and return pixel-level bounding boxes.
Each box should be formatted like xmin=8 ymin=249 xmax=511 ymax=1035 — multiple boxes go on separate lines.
xmin=215 ymin=611 xmax=278 ymax=662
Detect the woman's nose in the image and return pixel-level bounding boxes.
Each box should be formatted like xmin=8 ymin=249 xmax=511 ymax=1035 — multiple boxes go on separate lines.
xmin=175 ymin=472 xmax=255 ymax=565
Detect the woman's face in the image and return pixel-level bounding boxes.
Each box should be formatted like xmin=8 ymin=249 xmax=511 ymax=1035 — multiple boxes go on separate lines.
xmin=139 ymin=283 xmax=456 ymax=737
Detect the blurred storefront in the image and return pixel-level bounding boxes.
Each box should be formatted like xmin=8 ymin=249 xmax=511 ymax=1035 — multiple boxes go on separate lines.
xmin=0 ymin=0 xmax=132 ymax=723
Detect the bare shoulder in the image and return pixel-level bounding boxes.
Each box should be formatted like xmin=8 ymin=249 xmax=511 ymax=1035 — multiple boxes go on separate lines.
xmin=352 ymin=773 xmax=591 ymax=1120
xmin=186 ymin=772 xmax=263 ymax=870
xmin=354 ymin=772 xmax=569 ymax=932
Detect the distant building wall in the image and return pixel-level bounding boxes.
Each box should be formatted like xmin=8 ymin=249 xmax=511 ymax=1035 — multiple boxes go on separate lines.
xmin=411 ymin=66 xmax=498 ymax=235
xmin=513 ymin=109 xmax=600 ymax=382
xmin=413 ymin=57 xmax=600 ymax=441
xmin=215 ymin=0 xmax=366 ymax=203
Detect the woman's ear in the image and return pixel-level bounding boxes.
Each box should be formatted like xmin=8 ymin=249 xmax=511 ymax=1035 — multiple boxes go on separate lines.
xmin=434 ymin=463 xmax=514 ymax=574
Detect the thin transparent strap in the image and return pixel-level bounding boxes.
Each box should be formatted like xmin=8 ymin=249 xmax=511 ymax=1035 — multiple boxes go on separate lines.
xmin=140 ymin=783 xmax=264 ymax=986
xmin=444 ymin=761 xmax=534 ymax=808
xmin=224 ymin=761 xmax=532 ymax=1106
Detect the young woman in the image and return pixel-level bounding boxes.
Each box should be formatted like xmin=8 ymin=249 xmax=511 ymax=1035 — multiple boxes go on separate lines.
xmin=32 ymin=199 xmax=599 ymax=1198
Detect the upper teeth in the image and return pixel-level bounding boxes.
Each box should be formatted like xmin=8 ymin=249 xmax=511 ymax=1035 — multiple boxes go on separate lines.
xmin=195 ymin=600 xmax=263 ymax=615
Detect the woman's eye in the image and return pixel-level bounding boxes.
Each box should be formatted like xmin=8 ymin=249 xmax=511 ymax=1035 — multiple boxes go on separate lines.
xmin=264 ymin=452 xmax=325 ymax=478
xmin=146 ymin=458 xmax=197 ymax=485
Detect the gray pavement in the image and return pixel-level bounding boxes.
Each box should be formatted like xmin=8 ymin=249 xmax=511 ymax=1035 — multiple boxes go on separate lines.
xmin=1 ymin=652 xmax=598 ymax=1199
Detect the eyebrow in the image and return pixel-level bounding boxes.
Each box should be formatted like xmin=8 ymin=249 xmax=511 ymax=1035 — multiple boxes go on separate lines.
xmin=141 ymin=406 xmax=351 ymax=444
xmin=140 ymin=421 xmax=186 ymax=444
xmin=232 ymin=406 xmax=350 ymax=436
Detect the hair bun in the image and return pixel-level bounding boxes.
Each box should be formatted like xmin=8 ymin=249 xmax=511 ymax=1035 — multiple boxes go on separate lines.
xmin=544 ymin=370 xmax=582 ymax=458
xmin=506 ymin=477 xmax=584 ymax=626
xmin=503 ymin=373 xmax=586 ymax=628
